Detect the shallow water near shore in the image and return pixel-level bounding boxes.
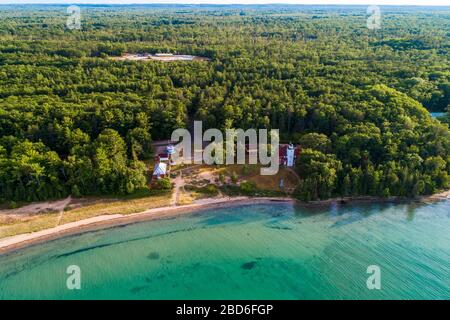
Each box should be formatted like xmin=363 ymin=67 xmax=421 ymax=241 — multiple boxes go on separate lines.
xmin=0 ymin=200 xmax=449 ymax=299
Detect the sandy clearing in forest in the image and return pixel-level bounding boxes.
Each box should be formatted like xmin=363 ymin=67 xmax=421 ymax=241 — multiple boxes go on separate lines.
xmin=110 ymin=54 xmax=210 ymax=62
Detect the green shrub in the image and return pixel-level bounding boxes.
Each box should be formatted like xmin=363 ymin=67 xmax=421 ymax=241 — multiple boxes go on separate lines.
xmin=9 ymin=201 xmax=18 ymax=209
xmin=71 ymin=185 xmax=81 ymax=197
xmin=153 ymin=178 xmax=172 ymax=190
xmin=240 ymin=181 xmax=257 ymax=194
xmin=203 ymin=184 xmax=219 ymax=196
xmin=231 ymin=171 xmax=238 ymax=183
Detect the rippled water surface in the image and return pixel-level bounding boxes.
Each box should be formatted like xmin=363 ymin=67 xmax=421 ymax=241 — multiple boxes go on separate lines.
xmin=0 ymin=200 xmax=449 ymax=299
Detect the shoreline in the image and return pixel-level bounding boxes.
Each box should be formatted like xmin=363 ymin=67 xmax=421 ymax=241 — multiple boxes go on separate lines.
xmin=0 ymin=197 xmax=291 ymax=254
xmin=297 ymin=189 xmax=450 ymax=207
xmin=1 ymin=190 xmax=449 ymax=255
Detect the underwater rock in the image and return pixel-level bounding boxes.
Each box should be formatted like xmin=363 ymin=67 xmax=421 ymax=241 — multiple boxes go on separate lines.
xmin=241 ymin=261 xmax=257 ymax=270
xmin=147 ymin=252 xmax=160 ymax=260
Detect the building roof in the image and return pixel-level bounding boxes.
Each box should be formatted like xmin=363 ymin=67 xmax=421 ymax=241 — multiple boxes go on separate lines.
xmin=153 ymin=162 xmax=167 ymax=176
xmin=279 ymin=144 xmax=301 ymax=157
xmin=166 ymin=145 xmax=175 ymax=154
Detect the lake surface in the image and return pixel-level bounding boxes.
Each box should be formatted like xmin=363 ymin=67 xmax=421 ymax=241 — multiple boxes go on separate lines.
xmin=0 ymin=200 xmax=449 ymax=299
xmin=430 ymin=112 xmax=446 ymax=118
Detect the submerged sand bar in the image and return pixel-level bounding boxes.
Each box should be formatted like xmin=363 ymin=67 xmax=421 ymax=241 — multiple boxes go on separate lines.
xmin=112 ymin=53 xmax=210 ymax=62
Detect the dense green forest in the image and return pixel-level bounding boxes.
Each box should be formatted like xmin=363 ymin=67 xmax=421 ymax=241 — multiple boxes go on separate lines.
xmin=0 ymin=4 xmax=449 ymax=202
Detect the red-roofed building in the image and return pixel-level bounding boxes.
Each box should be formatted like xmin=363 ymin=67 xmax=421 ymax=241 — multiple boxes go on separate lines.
xmin=279 ymin=144 xmax=301 ymax=167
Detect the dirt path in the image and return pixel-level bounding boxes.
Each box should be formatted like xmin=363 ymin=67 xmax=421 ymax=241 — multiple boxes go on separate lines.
xmin=171 ymin=163 xmax=204 ymax=206
xmin=171 ymin=163 xmax=202 ymax=174
xmin=171 ymin=171 xmax=184 ymax=206
xmin=286 ymin=167 xmax=301 ymax=183
xmin=56 ymin=196 xmax=72 ymax=226
xmin=0 ymin=195 xmax=72 ymax=217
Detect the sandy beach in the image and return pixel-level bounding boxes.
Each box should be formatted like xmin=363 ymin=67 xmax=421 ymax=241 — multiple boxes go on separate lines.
xmin=1 ymin=190 xmax=449 ymax=255
xmin=0 ymin=197 xmax=292 ymax=254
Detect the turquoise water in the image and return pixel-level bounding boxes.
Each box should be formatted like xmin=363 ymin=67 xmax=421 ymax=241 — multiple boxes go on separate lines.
xmin=430 ymin=112 xmax=446 ymax=118
xmin=0 ymin=200 xmax=449 ymax=300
